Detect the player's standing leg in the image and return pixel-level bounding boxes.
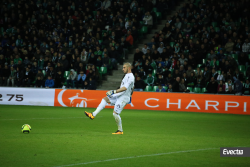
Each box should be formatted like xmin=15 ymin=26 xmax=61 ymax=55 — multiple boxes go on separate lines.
xmin=112 ymin=99 xmax=127 ymax=134
xmin=112 ymin=111 xmax=123 ymax=134
xmin=85 ymin=97 xmax=109 ymax=120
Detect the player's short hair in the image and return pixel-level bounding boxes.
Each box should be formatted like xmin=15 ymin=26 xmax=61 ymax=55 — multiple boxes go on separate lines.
xmin=123 ymin=62 xmax=132 ymax=68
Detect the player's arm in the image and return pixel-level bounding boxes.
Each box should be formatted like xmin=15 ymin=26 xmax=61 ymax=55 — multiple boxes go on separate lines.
xmin=106 ymin=87 xmax=127 ymax=96
xmin=106 ymin=77 xmax=133 ymax=96
xmin=116 ymin=86 xmax=127 ymax=93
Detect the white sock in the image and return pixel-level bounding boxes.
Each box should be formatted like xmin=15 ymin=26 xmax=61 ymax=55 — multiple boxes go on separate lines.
xmin=113 ymin=113 xmax=123 ymax=131
xmin=92 ymin=99 xmax=107 ymax=117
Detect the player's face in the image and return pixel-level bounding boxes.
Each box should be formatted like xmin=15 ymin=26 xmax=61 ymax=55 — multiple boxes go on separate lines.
xmin=122 ymin=65 xmax=128 ymax=74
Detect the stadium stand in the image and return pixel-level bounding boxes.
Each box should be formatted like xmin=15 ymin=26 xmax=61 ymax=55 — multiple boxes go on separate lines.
xmin=0 ymin=0 xmax=176 ymax=90
xmin=131 ymin=0 xmax=250 ymax=95
xmin=0 ymin=0 xmax=250 ymax=95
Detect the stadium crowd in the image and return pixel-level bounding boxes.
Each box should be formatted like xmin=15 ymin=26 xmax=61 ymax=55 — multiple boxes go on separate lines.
xmin=133 ymin=0 xmax=250 ymax=95
xmin=0 ymin=0 xmax=171 ymax=89
xmin=0 ymin=0 xmax=250 ymax=95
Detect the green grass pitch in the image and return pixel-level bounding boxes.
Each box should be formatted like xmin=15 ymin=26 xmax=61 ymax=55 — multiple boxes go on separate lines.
xmin=0 ymin=105 xmax=250 ymax=167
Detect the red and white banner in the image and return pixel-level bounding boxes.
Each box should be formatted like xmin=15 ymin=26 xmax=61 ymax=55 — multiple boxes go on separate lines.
xmin=1 ymin=88 xmax=249 ymax=115
xmin=54 ymin=89 xmax=250 ymax=115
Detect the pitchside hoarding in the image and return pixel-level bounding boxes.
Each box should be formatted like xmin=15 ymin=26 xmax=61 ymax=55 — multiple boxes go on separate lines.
xmin=0 ymin=88 xmax=250 ymax=115
xmin=0 ymin=88 xmax=54 ymax=106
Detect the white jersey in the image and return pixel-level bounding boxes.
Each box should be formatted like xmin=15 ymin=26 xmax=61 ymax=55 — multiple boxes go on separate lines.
xmin=120 ymin=73 xmax=135 ymax=98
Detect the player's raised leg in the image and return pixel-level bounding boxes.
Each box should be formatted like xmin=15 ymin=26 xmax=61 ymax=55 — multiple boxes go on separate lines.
xmin=85 ymin=97 xmax=109 ymax=120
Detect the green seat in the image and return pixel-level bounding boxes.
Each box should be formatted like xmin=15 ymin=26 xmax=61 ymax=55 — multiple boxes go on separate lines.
xmin=144 ymin=86 xmax=153 ymax=91
xmin=93 ymin=11 xmax=97 ymax=19
xmin=201 ymin=87 xmax=207 ymax=93
xmin=239 ymin=65 xmax=246 ymax=72
xmin=99 ymin=67 xmax=107 ymax=75
xmin=64 ymin=71 xmax=70 ymax=78
xmin=214 ymin=27 xmax=220 ymax=32
xmin=216 ymin=60 xmax=219 ymax=66
xmin=169 ymin=69 xmax=174 ymax=74
xmin=153 ymin=86 xmax=158 ymax=91
xmin=151 ymin=62 xmax=157 ymax=69
xmin=231 ymin=54 xmax=238 ymax=60
xmin=212 ymin=22 xmax=217 ymax=28
xmin=234 ymin=22 xmax=240 ymax=27
xmin=184 ymin=50 xmax=189 ymax=56
xmin=140 ymin=21 xmax=144 ymax=27
xmin=141 ymin=26 xmax=148 ymax=34
xmin=170 ymin=42 xmax=175 ymax=48
xmin=248 ymin=54 xmax=250 ymax=60
xmin=187 ymin=87 xmax=193 ymax=92
xmin=156 ymin=12 xmax=162 ymax=20
xmin=193 ymin=87 xmax=201 ymax=93
xmin=152 ymin=7 xmax=157 ymax=13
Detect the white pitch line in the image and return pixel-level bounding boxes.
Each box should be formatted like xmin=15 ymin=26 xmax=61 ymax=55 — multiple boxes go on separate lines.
xmin=53 ymin=147 xmax=218 ymax=167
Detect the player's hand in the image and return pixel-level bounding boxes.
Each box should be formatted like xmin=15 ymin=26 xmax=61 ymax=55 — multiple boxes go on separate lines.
xmin=128 ymin=97 xmax=132 ymax=104
xmin=106 ymin=90 xmax=116 ymax=97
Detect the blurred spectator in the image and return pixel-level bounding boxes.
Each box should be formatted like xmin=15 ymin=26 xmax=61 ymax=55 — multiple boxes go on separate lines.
xmin=166 ymin=84 xmax=173 ymax=92
xmin=143 ymin=11 xmax=153 ymax=26
xmin=233 ymin=69 xmax=244 ymax=81
xmin=206 ymin=77 xmax=218 ymax=94
xmin=217 ymin=71 xmax=225 ymax=82
xmin=134 ymin=76 xmax=146 ymax=91
xmin=243 ymin=79 xmax=250 ymax=95
xmin=15 ymin=67 xmax=23 ymax=87
xmin=217 ymin=80 xmax=225 ymax=92
xmin=145 ymin=73 xmax=154 ymax=86
xmin=125 ymin=31 xmax=134 ymax=47
xmin=67 ymin=69 xmax=77 ymax=88
xmin=88 ymin=77 xmax=96 ymax=90
xmin=179 ymin=78 xmax=189 ymax=92
xmin=7 ymin=67 xmax=16 ymax=87
xmin=76 ymin=70 xmax=87 ymax=89
xmin=36 ymin=70 xmax=44 ymax=81
xmin=242 ymin=39 xmax=250 ymax=53
xmin=142 ymin=44 xmax=149 ymax=55
xmin=35 ymin=76 xmax=44 ymax=88
xmin=54 ymin=71 xmax=64 ymax=88
xmin=172 ymin=77 xmax=180 ymax=92
xmin=156 ymin=84 xmax=166 ymax=92
xmin=218 ymin=87 xmax=226 ymax=94
xmin=45 ymin=76 xmax=54 ymax=88
xmin=22 ymin=68 xmax=33 ymax=87
xmin=233 ymin=77 xmax=243 ymax=95
xmin=61 ymin=55 xmax=69 ymax=72
xmin=226 ymin=86 xmax=235 ymax=94
xmin=224 ymin=39 xmax=234 ymax=53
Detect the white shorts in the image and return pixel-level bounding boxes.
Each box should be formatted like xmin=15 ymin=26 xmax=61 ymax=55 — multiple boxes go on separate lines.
xmin=107 ymin=93 xmax=130 ymax=114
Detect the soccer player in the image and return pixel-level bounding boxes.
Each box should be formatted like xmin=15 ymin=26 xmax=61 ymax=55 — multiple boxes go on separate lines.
xmin=85 ymin=62 xmax=135 ymax=134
